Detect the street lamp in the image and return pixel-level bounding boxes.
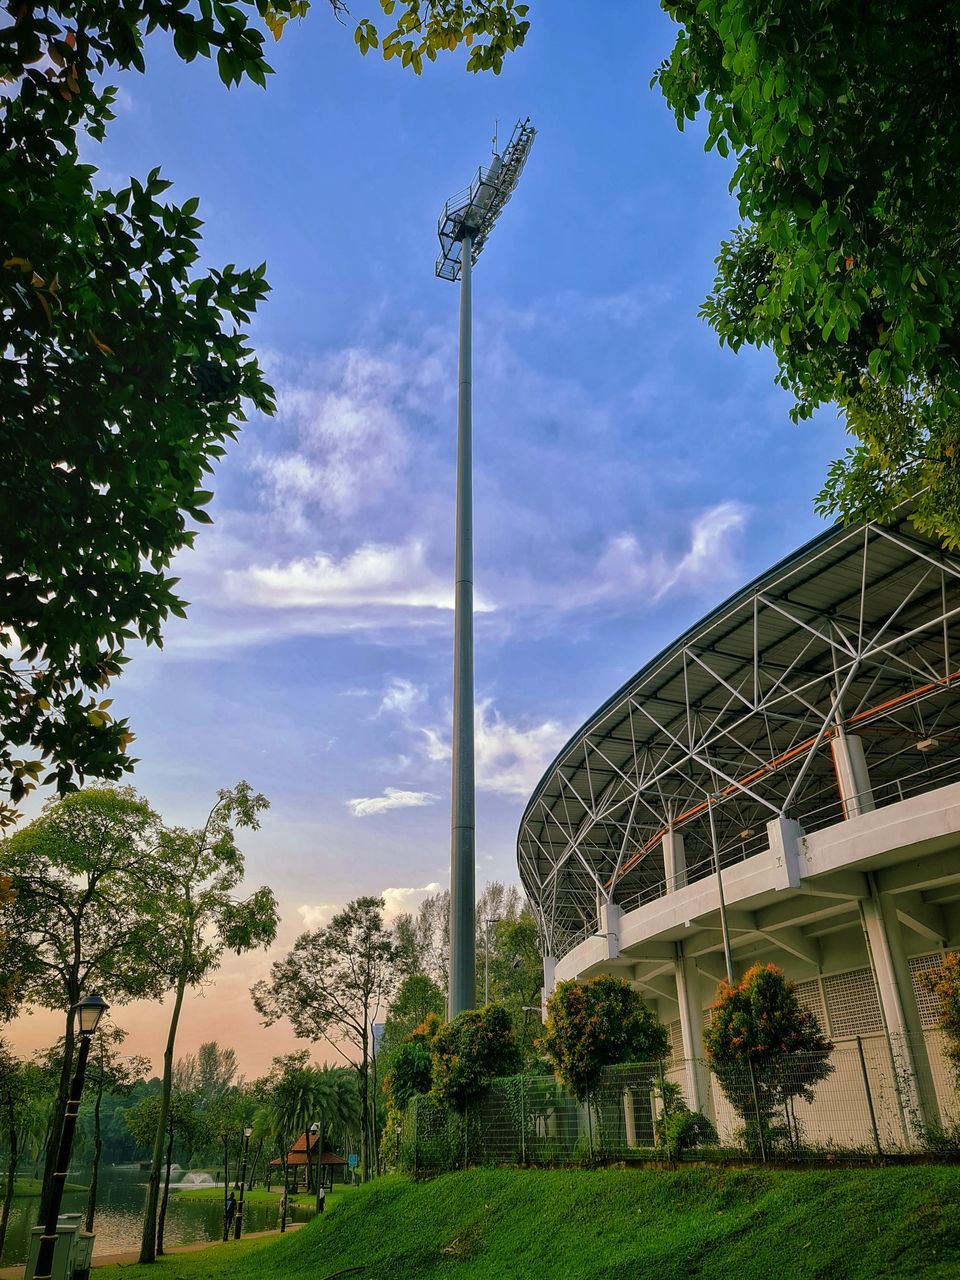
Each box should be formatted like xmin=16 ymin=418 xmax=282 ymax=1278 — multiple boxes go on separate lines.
xmin=307 ymin=1121 xmax=322 ymax=1214
xmin=233 ymin=1126 xmax=253 ymax=1240
xmin=436 ymin=117 xmax=536 ymax=1019
xmin=32 ymin=993 xmax=108 ymax=1280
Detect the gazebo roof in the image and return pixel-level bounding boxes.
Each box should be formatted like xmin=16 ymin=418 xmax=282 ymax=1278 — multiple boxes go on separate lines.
xmin=269 ymin=1133 xmax=349 ymax=1166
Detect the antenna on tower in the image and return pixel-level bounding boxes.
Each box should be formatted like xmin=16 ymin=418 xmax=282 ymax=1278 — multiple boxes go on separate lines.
xmin=492 ymin=119 xmax=499 ymax=157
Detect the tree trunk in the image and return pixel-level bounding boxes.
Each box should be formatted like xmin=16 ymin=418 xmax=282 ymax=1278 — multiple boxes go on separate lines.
xmin=85 ymin=1072 xmax=104 ymax=1233
xmin=248 ymin=1137 xmax=264 ymax=1191
xmin=279 ymin=1146 xmax=288 ymax=1233
xmin=39 ymin=1007 xmax=75 ymax=1224
xmin=370 ymin=1045 xmax=380 ymax=1178
xmin=0 ymin=1115 xmax=18 ymax=1257
xmin=157 ymin=1117 xmax=175 ymax=1256
xmin=139 ymin=968 xmax=188 ymax=1264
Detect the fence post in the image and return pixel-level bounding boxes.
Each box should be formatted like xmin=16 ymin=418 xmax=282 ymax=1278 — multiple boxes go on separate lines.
xmin=658 ymin=1057 xmax=671 ymax=1162
xmin=412 ymin=1099 xmax=418 ymax=1179
xmin=520 ymin=1076 xmax=527 ymax=1164
xmin=856 ymin=1036 xmax=883 ymax=1156
xmin=586 ymin=1090 xmax=594 ymax=1159
xmin=747 ymin=1059 xmax=767 ymax=1162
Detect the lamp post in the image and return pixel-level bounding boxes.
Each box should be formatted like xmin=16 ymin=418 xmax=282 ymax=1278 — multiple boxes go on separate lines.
xmin=436 ymin=118 xmax=536 ymax=1018
xmin=707 ymin=798 xmax=735 ymax=983
xmin=307 ymin=1121 xmax=321 ymax=1214
xmin=219 ymin=1132 xmax=230 ymax=1241
xmin=32 ymin=994 xmax=108 ymax=1280
xmin=233 ymin=1126 xmax=253 ymax=1240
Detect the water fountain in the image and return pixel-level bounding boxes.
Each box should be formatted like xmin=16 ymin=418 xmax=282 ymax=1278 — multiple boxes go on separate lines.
xmin=177 ymin=1172 xmax=216 ymax=1189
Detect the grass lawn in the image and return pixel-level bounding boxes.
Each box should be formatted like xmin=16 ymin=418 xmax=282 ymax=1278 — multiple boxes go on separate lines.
xmin=92 ymin=1165 xmax=960 ymax=1279
xmin=12 ymin=1178 xmax=87 ymax=1196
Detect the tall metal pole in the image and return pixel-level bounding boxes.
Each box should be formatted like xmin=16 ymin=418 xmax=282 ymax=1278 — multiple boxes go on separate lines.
xmin=708 ymin=799 xmax=735 ymax=984
xmin=449 ymin=233 xmax=476 ymax=1018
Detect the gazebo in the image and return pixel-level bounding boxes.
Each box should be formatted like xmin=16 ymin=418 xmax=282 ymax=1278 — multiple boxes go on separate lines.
xmin=269 ymin=1133 xmax=349 ymax=1190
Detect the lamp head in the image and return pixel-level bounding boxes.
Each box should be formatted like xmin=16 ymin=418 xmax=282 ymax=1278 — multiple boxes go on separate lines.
xmin=244 ymin=1126 xmax=253 ymax=1138
xmin=309 ymin=1122 xmax=320 ymax=1134
xmin=75 ymin=992 xmax=109 ymax=1037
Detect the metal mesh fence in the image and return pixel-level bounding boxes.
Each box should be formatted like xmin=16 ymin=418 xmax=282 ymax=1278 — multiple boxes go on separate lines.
xmin=401 ymin=1031 xmax=960 ymax=1173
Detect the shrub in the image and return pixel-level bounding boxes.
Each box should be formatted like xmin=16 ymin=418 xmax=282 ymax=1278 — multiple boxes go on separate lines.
xmin=430 ymin=1004 xmax=522 ymax=1114
xmin=653 ymin=1078 xmax=717 ymax=1157
xmin=541 ymin=974 xmax=669 ymax=1102
xmin=703 ymin=963 xmax=833 ymax=1154
xmin=922 ymin=951 xmax=960 ymax=1090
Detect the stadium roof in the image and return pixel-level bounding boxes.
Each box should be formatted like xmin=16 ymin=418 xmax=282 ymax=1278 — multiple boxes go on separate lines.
xmin=518 ymin=512 xmax=960 ymax=959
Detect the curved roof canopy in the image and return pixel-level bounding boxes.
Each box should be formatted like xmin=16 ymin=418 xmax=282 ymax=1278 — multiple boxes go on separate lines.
xmin=518 ymin=514 xmax=960 ymax=960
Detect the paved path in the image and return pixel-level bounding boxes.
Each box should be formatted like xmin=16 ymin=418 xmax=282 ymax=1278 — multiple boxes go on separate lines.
xmin=0 ymin=1223 xmax=304 ymax=1277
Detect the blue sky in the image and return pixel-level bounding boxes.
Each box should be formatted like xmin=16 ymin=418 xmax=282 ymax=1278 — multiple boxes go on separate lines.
xmin=13 ymin=1 xmax=849 ymax=1074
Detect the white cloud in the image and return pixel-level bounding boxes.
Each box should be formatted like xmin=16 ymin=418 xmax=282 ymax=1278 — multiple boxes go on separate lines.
xmin=380 ymin=882 xmax=443 ymax=922
xmin=346 ymin=787 xmax=439 ymax=818
xmin=421 ymin=700 xmax=568 ymax=798
xmin=377 ymin=678 xmax=426 ymax=719
xmin=297 ymin=902 xmax=339 ymax=930
xmin=225 ymin=540 xmax=456 ymax=612
xmin=578 ymin=501 xmax=748 ymax=609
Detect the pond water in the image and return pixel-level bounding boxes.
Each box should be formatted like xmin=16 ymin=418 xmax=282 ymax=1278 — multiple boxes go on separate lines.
xmin=0 ymin=1166 xmax=311 ymax=1267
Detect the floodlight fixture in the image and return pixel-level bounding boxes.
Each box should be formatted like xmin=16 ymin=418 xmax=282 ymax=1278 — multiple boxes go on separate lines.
xmin=436 ymin=118 xmax=535 ymax=1020
xmin=917 ymin=737 xmax=939 ymax=753
xmin=436 ymin=117 xmax=536 ymax=282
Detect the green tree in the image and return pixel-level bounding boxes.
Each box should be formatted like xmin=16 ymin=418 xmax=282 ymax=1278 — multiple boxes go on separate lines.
xmin=0 ymin=787 xmax=169 ymax=1222
xmin=654 ymin=2 xmax=960 ymax=545
xmin=0 ymin=1044 xmax=27 ymax=1257
xmin=253 ymin=896 xmax=399 ymax=1182
xmin=139 ymin=782 xmax=277 ymax=1264
xmin=923 ymin=952 xmax=960 ymax=1092
xmin=703 ymin=963 xmax=833 ymax=1154
xmin=254 ymin=1053 xmax=326 ymax=1227
xmin=430 ymin=1004 xmax=521 ymax=1114
xmin=542 ymin=975 xmax=668 ymax=1103
xmin=126 ymin=1088 xmax=208 ymax=1254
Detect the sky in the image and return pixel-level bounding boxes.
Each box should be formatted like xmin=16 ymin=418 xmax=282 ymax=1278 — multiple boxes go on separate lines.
xmin=8 ymin=0 xmax=849 ymax=1078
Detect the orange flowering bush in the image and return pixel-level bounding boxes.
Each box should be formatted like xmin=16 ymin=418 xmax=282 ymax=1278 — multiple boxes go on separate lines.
xmin=541 ymin=974 xmax=668 ymax=1102
xmin=703 ymin=963 xmax=833 ymax=1152
xmin=924 ymin=951 xmax=960 ymax=1089
xmin=430 ymin=1004 xmax=522 ymax=1114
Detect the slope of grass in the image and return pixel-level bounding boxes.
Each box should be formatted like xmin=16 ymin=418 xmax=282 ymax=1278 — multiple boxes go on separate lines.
xmin=95 ymin=1165 xmax=960 ymax=1280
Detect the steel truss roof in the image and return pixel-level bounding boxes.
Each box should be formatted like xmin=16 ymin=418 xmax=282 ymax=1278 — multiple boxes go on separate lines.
xmin=518 ymin=514 xmax=960 ymax=960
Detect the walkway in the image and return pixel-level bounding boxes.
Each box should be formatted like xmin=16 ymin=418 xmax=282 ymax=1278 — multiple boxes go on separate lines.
xmin=0 ymin=1223 xmax=304 ymax=1278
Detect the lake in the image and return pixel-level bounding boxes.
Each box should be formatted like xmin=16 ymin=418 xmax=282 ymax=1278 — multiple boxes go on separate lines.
xmin=0 ymin=1166 xmax=310 ymax=1267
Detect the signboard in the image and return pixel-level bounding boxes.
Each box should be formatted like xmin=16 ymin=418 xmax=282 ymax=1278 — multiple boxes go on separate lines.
xmin=347 ymin=1154 xmax=358 ymax=1168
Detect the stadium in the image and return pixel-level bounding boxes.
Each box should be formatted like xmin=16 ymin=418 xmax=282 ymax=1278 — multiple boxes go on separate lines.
xmin=518 ymin=510 xmax=960 ymax=1146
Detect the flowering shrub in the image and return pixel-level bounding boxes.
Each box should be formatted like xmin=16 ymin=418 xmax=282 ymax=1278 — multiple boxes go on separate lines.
xmin=541 ymin=974 xmax=669 ymax=1102
xmin=923 ymin=951 xmax=960 ymax=1089
xmin=430 ymin=1004 xmax=522 ymax=1114
xmin=703 ymin=963 xmax=833 ymax=1153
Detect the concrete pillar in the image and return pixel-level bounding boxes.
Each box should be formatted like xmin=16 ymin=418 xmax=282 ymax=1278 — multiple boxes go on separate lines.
xmin=859 ymin=874 xmax=939 ymax=1139
xmin=662 ymin=828 xmax=686 ymax=891
xmin=598 ymin=902 xmax=621 ymax=961
xmin=674 ymin=944 xmax=712 ymax=1117
xmin=540 ymin=954 xmax=556 ymax=1021
xmin=766 ymin=815 xmax=803 ymax=889
xmin=831 ymin=724 xmax=875 ymax=818
xmin=623 ymin=1090 xmax=637 ymax=1149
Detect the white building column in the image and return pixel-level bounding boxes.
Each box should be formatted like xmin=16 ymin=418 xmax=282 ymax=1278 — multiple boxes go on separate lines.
xmin=598 ymin=901 xmax=621 ymax=960
xmin=540 ymin=954 xmax=556 ymax=1021
xmin=831 ymin=723 xmax=875 ymax=818
xmin=673 ymin=943 xmax=712 ymax=1117
xmin=662 ymin=828 xmax=686 ymax=891
xmin=859 ymin=874 xmax=939 ymax=1138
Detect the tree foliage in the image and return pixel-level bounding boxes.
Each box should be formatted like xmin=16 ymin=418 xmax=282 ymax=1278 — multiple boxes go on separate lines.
xmin=703 ymin=963 xmax=833 ymax=1151
xmin=0 ymin=0 xmax=326 ymax=821
xmin=429 ymin=1003 xmax=521 ymax=1114
xmin=654 ymin=2 xmax=960 ymax=544
xmin=252 ymin=895 xmax=399 ymax=1181
xmin=923 ymin=952 xmax=960 ymax=1092
xmin=542 ymin=975 xmax=668 ymax=1103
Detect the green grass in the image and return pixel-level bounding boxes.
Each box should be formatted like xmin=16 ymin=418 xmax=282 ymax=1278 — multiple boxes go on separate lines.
xmin=93 ymin=1166 xmax=960 ymax=1280
xmin=11 ymin=1177 xmax=87 ymax=1196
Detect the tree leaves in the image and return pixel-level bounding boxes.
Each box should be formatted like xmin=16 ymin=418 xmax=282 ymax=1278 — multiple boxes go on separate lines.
xmin=655 ymin=1 xmax=960 ymax=543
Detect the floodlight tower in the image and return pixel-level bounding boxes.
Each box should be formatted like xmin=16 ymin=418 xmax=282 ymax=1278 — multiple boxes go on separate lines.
xmin=436 ymin=118 xmax=536 ymax=1019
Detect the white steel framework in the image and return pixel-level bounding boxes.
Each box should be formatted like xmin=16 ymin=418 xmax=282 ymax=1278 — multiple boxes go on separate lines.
xmin=518 ymin=513 xmax=960 ymax=960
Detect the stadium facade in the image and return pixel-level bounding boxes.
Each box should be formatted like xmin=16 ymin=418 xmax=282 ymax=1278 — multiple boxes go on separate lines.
xmin=518 ymin=512 xmax=960 ymax=1142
